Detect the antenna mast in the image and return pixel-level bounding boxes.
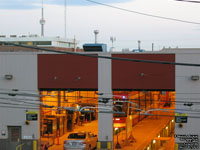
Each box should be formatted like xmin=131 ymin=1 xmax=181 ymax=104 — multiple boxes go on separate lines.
xmin=64 ymin=0 xmax=67 ymax=39
xmin=110 ymin=36 xmax=116 ymax=48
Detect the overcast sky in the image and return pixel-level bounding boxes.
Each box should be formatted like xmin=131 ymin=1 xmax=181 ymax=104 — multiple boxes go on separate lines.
xmin=0 ymin=0 xmax=200 ymax=51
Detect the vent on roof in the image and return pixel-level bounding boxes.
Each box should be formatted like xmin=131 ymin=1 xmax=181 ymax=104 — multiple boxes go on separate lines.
xmin=83 ymin=43 xmax=107 ymax=52
xmin=10 ymin=35 xmax=17 ymax=38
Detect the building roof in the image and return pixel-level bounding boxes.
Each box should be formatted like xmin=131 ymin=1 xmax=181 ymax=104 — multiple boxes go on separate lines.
xmin=0 ymin=35 xmax=76 ymax=43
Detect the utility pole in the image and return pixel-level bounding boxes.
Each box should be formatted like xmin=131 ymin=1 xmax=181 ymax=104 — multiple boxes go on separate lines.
xmin=74 ymin=35 xmax=76 ymax=52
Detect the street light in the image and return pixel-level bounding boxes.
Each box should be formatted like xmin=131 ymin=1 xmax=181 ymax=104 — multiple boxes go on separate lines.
xmin=115 ymin=128 xmax=121 ymax=149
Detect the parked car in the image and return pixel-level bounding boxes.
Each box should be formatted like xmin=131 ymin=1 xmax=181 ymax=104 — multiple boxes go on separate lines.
xmin=64 ymin=131 xmax=98 ymax=150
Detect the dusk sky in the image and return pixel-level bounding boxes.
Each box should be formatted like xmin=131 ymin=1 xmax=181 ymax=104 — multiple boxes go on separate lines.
xmin=0 ymin=0 xmax=200 ymax=51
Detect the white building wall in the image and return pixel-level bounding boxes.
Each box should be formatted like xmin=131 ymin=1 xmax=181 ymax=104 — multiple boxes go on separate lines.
xmin=175 ymin=52 xmax=200 ymax=149
xmin=0 ymin=53 xmax=39 ymax=140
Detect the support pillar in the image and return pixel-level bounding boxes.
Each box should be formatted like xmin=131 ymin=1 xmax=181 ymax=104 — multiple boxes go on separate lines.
xmin=98 ymin=53 xmax=113 ymax=150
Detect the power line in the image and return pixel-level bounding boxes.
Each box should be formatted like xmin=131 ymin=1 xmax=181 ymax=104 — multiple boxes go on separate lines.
xmin=2 ymin=94 xmax=200 ymax=115
xmin=138 ymin=113 xmax=200 ymax=119
xmin=1 ymin=91 xmax=200 ymax=105
xmin=1 ymin=89 xmax=200 ymax=106
xmin=0 ymin=101 xmax=39 ymax=107
xmin=1 ymin=41 xmax=200 ymax=67
xmin=176 ymin=0 xmax=200 ymax=3
xmin=2 ymin=95 xmax=200 ymax=114
xmin=2 ymin=101 xmax=200 ymax=118
xmin=0 ymin=105 xmax=39 ymax=110
xmin=84 ymin=0 xmax=200 ymax=25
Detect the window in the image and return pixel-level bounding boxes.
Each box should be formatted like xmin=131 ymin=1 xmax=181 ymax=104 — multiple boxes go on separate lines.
xmin=68 ymin=133 xmax=86 ymax=139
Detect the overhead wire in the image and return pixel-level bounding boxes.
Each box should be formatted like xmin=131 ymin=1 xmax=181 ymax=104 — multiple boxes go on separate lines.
xmin=1 ymin=91 xmax=200 ymax=105
xmin=0 ymin=101 xmax=40 ymax=107
xmin=0 ymin=90 xmax=199 ymax=109
xmin=84 ymin=0 xmax=200 ymax=25
xmin=2 ymin=95 xmax=200 ymax=114
xmin=1 ymin=88 xmax=200 ymax=100
xmin=2 ymin=94 xmax=200 ymax=117
xmin=138 ymin=113 xmax=200 ymax=119
xmin=0 ymin=103 xmax=39 ymax=109
xmin=175 ymin=0 xmax=200 ymax=3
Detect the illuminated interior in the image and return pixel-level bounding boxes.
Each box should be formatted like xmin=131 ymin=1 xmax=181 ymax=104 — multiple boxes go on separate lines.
xmin=113 ymin=91 xmax=175 ymax=150
xmin=40 ymin=90 xmax=175 ymax=150
xmin=40 ymin=91 xmax=98 ymax=138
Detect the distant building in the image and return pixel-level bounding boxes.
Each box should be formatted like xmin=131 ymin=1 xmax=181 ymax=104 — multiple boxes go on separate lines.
xmin=161 ymin=47 xmax=200 ymax=52
xmin=122 ymin=48 xmax=130 ymax=52
xmin=0 ymin=35 xmax=83 ymax=52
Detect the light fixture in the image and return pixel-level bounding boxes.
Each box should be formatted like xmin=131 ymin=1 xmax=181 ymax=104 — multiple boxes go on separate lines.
xmin=153 ymin=140 xmax=156 ymax=144
xmin=25 ymin=120 xmax=30 ymax=125
xmin=178 ymin=123 xmax=183 ymax=128
xmin=4 ymin=74 xmax=13 ymax=80
xmin=165 ymin=126 xmax=168 ymax=130
xmin=140 ymin=73 xmax=145 ymax=77
xmin=1 ymin=130 xmax=6 ymax=136
xmin=191 ymin=75 xmax=199 ymax=81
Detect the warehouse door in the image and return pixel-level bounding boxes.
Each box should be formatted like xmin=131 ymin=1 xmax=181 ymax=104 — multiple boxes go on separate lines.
xmin=8 ymin=126 xmax=22 ymax=150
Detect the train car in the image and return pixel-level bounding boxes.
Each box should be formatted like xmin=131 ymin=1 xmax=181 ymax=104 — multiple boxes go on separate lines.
xmin=113 ymin=93 xmax=130 ymax=129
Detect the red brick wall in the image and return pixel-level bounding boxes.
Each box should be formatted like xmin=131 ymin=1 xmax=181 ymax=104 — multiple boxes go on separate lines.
xmin=38 ymin=54 xmax=98 ymax=89
xmin=112 ymin=54 xmax=175 ymax=90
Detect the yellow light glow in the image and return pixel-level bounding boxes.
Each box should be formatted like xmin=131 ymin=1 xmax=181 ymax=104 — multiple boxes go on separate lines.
xmin=166 ymin=126 xmax=168 ymax=130
xmin=153 ymin=140 xmax=156 ymax=144
xmin=147 ymin=147 xmax=150 ymax=150
xmin=158 ymin=135 xmax=160 ymax=138
xmin=115 ymin=128 xmax=118 ymax=131
xmin=172 ymin=119 xmax=174 ymax=123
xmin=115 ymin=118 xmax=120 ymax=121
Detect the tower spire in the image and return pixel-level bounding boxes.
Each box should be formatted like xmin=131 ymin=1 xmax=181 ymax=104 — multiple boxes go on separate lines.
xmin=40 ymin=0 xmax=46 ymax=37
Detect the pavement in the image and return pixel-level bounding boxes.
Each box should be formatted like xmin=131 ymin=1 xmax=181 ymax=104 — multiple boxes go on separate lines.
xmin=45 ymin=113 xmax=174 ymax=150
xmin=116 ymin=115 xmax=174 ymax=150
xmin=47 ymin=120 xmax=98 ymax=150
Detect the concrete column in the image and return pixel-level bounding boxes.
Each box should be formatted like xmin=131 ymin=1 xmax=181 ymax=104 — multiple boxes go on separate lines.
xmin=98 ymin=53 xmax=113 ymax=150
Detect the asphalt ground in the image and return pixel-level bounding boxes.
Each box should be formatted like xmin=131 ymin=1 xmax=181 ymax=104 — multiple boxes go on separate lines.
xmin=45 ymin=113 xmax=173 ymax=150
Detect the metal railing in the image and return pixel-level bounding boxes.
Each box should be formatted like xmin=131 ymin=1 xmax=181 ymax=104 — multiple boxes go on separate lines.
xmin=16 ymin=143 xmax=24 ymax=150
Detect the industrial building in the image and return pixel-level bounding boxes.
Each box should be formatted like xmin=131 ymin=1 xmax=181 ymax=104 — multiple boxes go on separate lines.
xmin=0 ymin=48 xmax=200 ymax=150
xmin=0 ymin=35 xmax=81 ymax=52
